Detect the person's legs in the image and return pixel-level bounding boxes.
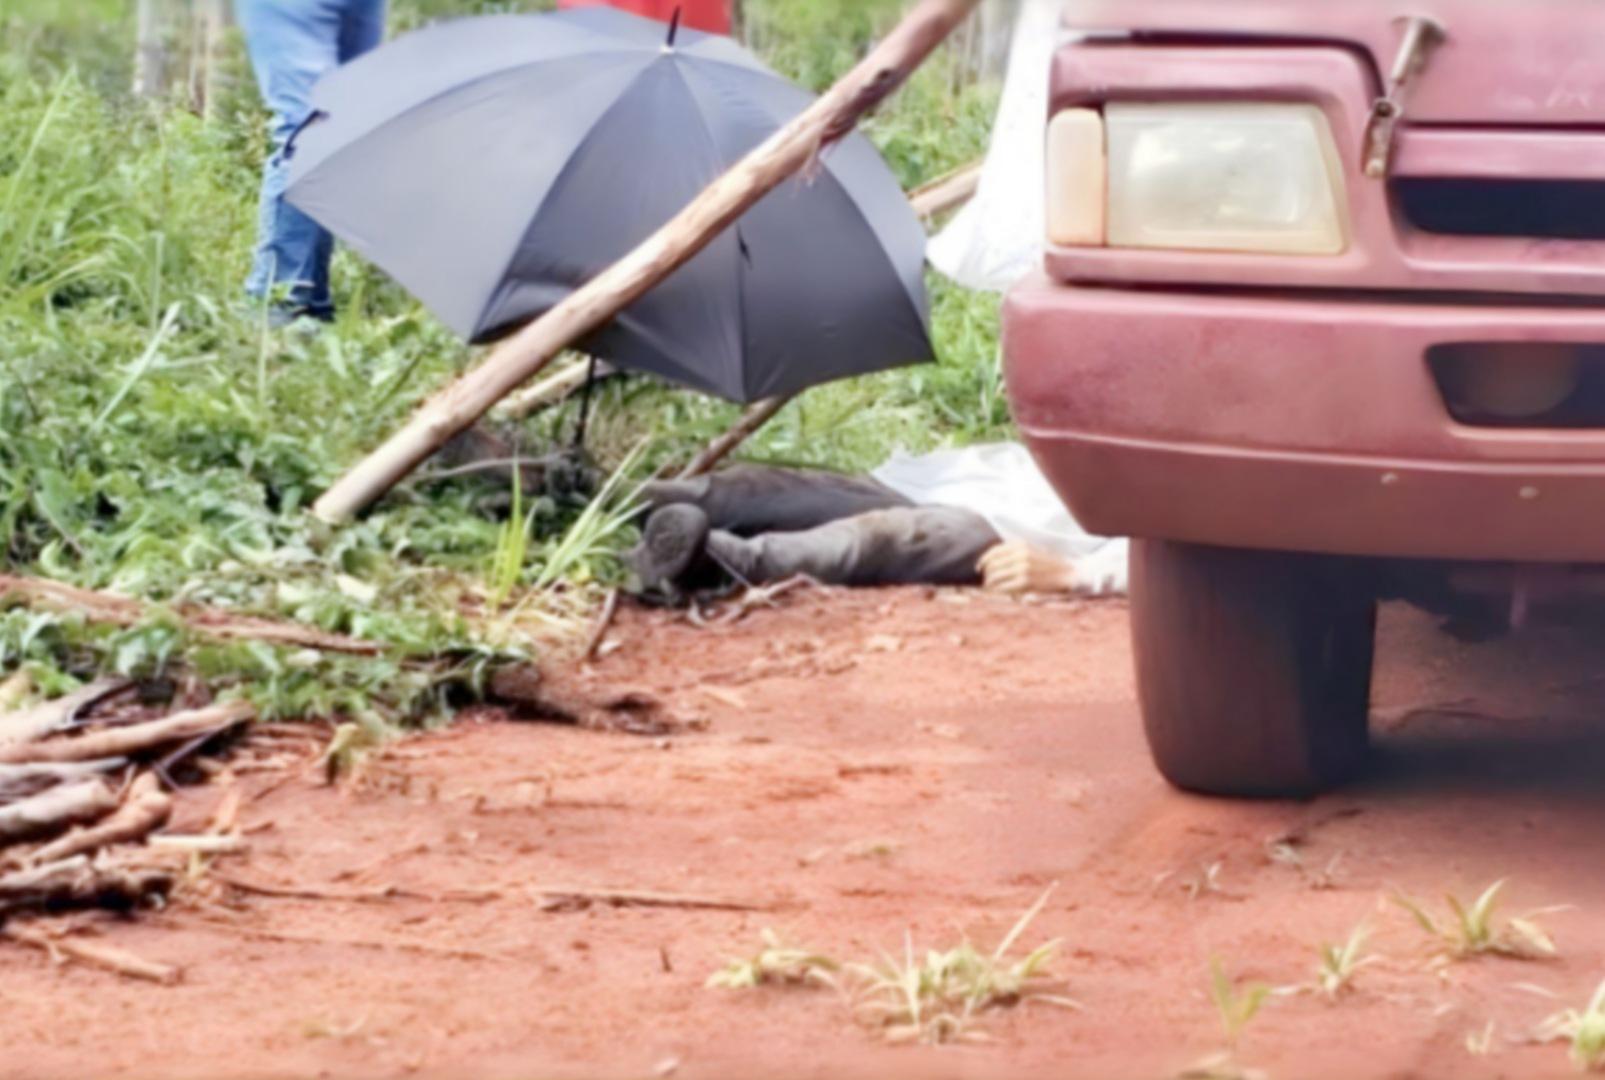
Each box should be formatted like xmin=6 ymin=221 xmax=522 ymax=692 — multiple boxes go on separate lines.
xmin=641 ymin=465 xmax=913 ymax=536
xmin=708 ymin=506 xmax=1002 ymax=588
xmin=237 ymin=0 xmax=383 ymax=319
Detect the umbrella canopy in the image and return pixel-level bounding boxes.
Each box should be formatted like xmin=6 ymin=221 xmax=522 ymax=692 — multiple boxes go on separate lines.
xmin=285 ymin=6 xmax=933 ymax=404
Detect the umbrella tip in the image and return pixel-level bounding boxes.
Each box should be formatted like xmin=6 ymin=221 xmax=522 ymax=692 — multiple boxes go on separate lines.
xmin=665 ymin=6 xmax=682 ymax=49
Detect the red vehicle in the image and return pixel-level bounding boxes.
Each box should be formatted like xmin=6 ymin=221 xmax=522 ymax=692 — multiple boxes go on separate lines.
xmin=1004 ymin=0 xmax=1605 ymax=797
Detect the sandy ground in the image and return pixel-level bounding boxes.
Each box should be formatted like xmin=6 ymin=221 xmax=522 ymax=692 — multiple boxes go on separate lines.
xmin=7 ymin=588 xmax=1605 ymax=1080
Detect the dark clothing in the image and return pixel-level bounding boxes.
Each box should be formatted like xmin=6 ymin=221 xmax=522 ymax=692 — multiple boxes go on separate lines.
xmin=641 ymin=465 xmax=1001 ymax=588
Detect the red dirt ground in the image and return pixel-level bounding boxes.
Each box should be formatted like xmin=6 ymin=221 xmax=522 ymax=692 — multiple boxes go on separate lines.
xmin=8 ymin=588 xmax=1605 ymax=1080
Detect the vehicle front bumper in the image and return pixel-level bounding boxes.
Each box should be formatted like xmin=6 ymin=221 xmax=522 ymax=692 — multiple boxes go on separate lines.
xmin=1003 ymin=274 xmax=1605 ymax=563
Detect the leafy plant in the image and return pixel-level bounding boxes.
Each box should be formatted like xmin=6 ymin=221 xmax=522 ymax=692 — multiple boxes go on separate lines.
xmin=706 ymin=929 xmax=839 ymax=990
xmin=1209 ymin=957 xmax=1270 ymax=1050
xmin=1541 ymin=980 xmax=1605 ymax=1071
xmin=1314 ymin=922 xmax=1378 ymax=998
xmin=848 ymin=887 xmax=1077 ymax=1044
xmin=1392 ymin=880 xmax=1560 ymax=961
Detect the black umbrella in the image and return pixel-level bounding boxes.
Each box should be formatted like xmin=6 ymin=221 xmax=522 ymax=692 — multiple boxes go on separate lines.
xmin=284 ymin=6 xmax=933 ymax=404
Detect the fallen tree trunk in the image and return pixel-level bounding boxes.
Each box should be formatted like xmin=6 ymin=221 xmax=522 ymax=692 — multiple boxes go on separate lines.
xmin=311 ymin=0 xmax=983 ymax=524
xmin=0 ymin=780 xmax=119 ymax=845
xmin=0 ymin=575 xmax=384 ymax=656
xmin=0 ymin=702 xmax=255 ymax=766
xmin=28 ymin=774 xmax=172 ymax=865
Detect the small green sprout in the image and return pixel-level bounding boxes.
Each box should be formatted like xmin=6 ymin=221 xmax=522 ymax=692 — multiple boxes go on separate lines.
xmin=1209 ymin=957 xmax=1270 ymax=1050
xmin=849 ymin=886 xmax=1077 ymax=1044
xmin=1315 ymin=922 xmax=1378 ymax=998
xmin=706 ymin=929 xmax=839 ymax=991
xmin=1392 ymin=879 xmax=1560 ymax=961
xmin=1540 ymin=979 xmax=1605 ymax=1071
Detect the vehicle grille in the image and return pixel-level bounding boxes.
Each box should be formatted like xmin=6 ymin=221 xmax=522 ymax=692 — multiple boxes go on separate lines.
xmin=1396 ymin=179 xmax=1605 ymax=241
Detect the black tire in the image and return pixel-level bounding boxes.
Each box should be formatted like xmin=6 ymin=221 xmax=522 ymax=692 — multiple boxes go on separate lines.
xmin=1130 ymin=540 xmax=1377 ymax=798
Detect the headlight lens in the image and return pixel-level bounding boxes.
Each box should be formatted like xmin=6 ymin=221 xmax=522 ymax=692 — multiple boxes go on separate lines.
xmin=1103 ymin=102 xmax=1349 ymax=256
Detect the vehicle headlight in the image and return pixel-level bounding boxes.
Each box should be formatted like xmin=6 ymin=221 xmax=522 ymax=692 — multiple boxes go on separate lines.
xmin=1047 ymin=102 xmax=1350 ymax=256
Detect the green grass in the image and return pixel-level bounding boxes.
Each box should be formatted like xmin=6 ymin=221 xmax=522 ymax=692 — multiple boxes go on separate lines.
xmin=0 ymin=0 xmax=1008 ymax=720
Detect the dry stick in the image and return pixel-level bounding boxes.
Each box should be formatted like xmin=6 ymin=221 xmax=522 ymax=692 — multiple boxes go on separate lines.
xmin=581 ymin=588 xmax=621 ymax=662
xmin=28 ymin=774 xmax=172 ymax=865
xmin=908 ymin=157 xmax=983 ymax=220
xmin=0 ymin=575 xmax=384 ymax=657
xmin=0 ymin=760 xmax=126 ymax=803
xmin=0 ymin=780 xmax=119 ymax=845
xmin=213 ymin=872 xmax=765 ymax=912
xmin=311 ymin=0 xmax=983 ymax=524
xmin=181 ymin=914 xmax=507 ymax=962
xmin=3 ymin=923 xmax=180 ymax=985
xmin=673 ymin=157 xmax=984 ymax=481
xmin=497 ymin=356 xmax=607 ymax=421
xmin=0 ymin=701 xmax=255 ymax=766
xmin=0 ymin=855 xmax=173 ymax=915
xmin=0 ymin=678 xmax=133 ymax=747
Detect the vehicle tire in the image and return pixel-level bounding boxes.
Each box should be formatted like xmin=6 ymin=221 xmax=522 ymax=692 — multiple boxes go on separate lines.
xmin=1130 ymin=540 xmax=1377 ymax=798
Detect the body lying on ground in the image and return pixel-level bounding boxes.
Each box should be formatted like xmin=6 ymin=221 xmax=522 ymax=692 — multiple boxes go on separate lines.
xmin=630 ymin=443 xmax=1129 ymax=601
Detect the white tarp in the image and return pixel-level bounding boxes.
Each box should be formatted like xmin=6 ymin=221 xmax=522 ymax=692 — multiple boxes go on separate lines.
xmin=925 ymin=0 xmax=1064 ymax=293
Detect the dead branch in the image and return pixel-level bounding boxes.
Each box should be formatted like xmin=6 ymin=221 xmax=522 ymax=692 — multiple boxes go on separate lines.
xmin=534 ymin=886 xmax=769 ymax=913
xmin=0 ymin=759 xmax=127 ymax=803
xmin=311 ymin=0 xmax=982 ymax=522
xmin=3 ymin=922 xmax=180 ymax=984
xmin=0 ymin=701 xmax=255 ymax=765
xmin=581 ymin=588 xmax=621 ymax=662
xmin=149 ymin=834 xmax=246 ymax=856
xmin=909 ymin=158 xmax=982 ymax=219
xmin=496 ymin=356 xmax=613 ymax=421
xmin=212 ymin=872 xmax=499 ymax=905
xmin=28 ymin=774 xmax=172 ymax=865
xmin=0 ymin=854 xmax=173 ymax=915
xmin=0 ymin=678 xmax=133 ymax=747
xmin=0 ymin=780 xmax=120 ymax=846
xmin=181 ymin=914 xmax=507 ymax=962
xmin=0 ymin=575 xmax=384 ymax=656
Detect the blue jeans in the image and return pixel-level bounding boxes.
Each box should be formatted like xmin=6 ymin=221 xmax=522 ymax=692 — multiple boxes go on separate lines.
xmin=237 ymin=0 xmax=386 ymax=315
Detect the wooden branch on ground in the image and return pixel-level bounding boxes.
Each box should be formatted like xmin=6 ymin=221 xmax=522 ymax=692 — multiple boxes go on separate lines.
xmin=0 ymin=575 xmax=384 ymax=656
xmin=0 ymin=702 xmax=255 ymax=766
xmin=909 ymin=158 xmax=982 ymax=219
xmin=311 ymin=0 xmax=983 ymax=523
xmin=212 ymin=871 xmax=767 ymax=913
xmin=182 ymin=915 xmax=508 ymax=962
xmin=581 ymin=588 xmax=621 ymax=662
xmin=3 ymin=923 xmax=180 ymax=985
xmin=0 ymin=854 xmax=174 ymax=916
xmin=0 ymin=760 xmax=127 ymax=803
xmin=27 ymin=774 xmax=172 ymax=865
xmin=0 ymin=780 xmax=119 ymax=845
xmin=0 ymin=678 xmax=133 ymax=748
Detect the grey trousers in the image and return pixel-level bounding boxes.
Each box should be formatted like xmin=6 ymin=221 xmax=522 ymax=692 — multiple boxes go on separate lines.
xmin=642 ymin=466 xmax=1001 ymax=587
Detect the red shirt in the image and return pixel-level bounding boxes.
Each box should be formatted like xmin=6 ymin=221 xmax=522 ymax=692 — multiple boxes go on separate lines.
xmin=555 ymin=0 xmax=730 ymax=35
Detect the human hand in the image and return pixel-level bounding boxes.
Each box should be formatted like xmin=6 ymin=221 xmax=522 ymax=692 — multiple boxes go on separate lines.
xmin=978 ymin=542 xmax=1077 ymax=596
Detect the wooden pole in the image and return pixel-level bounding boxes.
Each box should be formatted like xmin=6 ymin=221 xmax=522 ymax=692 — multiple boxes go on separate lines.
xmin=311 ymin=0 xmax=982 ymax=525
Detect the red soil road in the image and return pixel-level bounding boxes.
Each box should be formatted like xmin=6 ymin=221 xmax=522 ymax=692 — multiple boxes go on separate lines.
xmin=7 ymin=589 xmax=1605 ymax=1080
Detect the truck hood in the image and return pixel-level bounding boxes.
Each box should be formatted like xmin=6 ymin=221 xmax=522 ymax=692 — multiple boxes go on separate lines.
xmin=1063 ymin=0 xmax=1605 ymax=126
